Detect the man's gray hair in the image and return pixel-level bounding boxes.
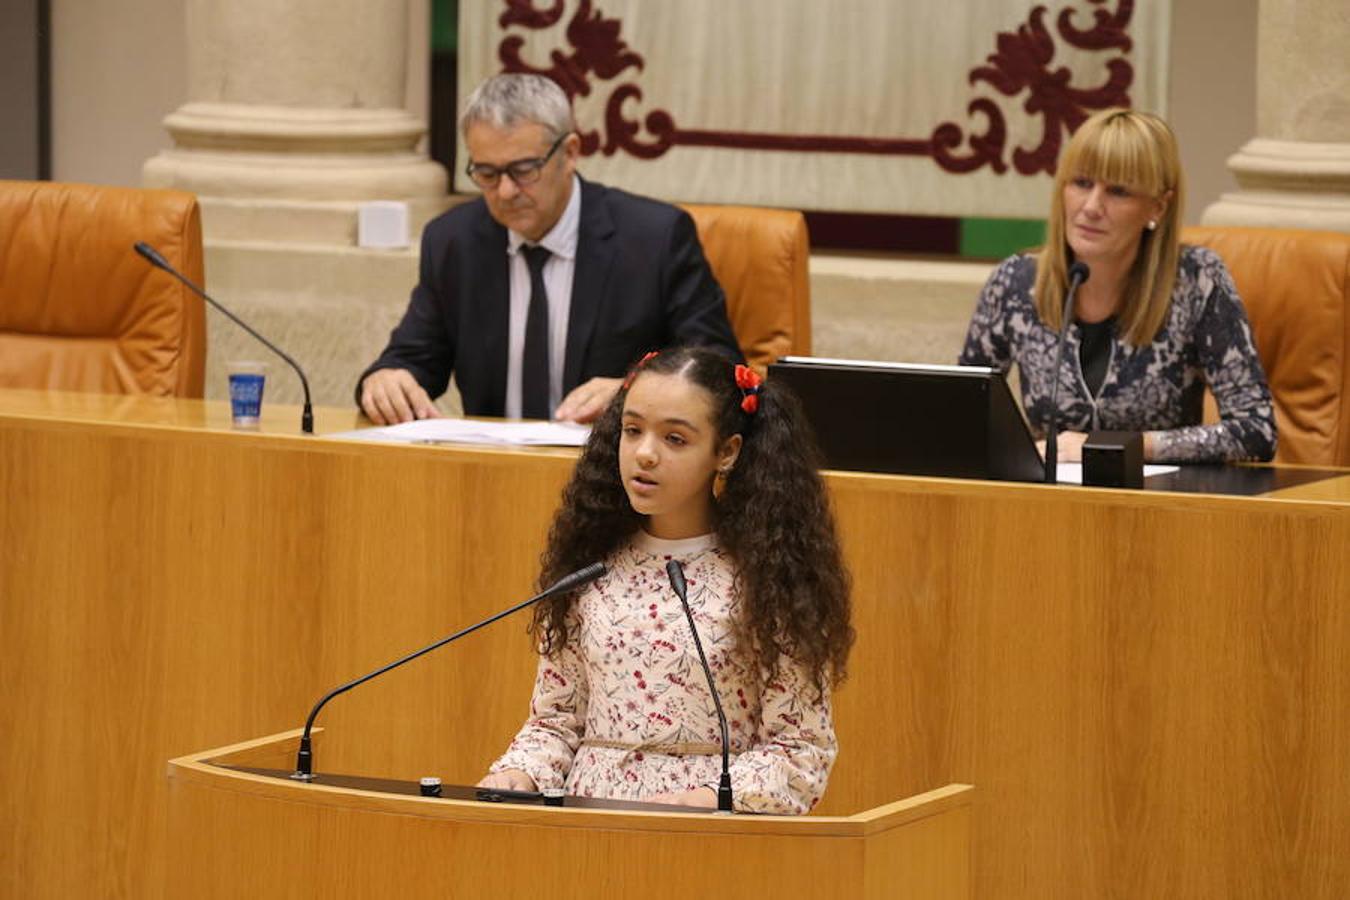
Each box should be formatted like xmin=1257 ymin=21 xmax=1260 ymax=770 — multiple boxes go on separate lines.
xmin=459 ymin=74 xmax=575 ymax=139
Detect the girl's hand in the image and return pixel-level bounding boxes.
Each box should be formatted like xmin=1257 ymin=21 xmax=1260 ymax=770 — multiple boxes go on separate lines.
xmin=646 ymin=786 xmax=718 ymax=808
xmin=476 ymin=769 xmax=537 ymax=792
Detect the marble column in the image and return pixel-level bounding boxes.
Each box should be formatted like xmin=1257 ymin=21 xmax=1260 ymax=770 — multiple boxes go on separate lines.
xmin=141 ymin=0 xmax=457 ymax=411
xmin=1203 ymin=0 xmax=1350 ymax=232
xmin=143 ymin=0 xmax=447 ymax=245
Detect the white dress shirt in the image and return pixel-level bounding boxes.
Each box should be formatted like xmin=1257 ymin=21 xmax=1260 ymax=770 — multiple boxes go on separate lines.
xmin=504 ymin=175 xmax=581 ymax=419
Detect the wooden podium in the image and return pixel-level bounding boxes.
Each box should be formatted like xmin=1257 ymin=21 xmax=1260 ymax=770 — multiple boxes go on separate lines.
xmin=167 ymin=731 xmax=974 ymax=899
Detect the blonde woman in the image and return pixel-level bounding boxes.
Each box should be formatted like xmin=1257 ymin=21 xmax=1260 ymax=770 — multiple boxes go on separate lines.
xmin=959 ymin=108 xmax=1276 ymax=463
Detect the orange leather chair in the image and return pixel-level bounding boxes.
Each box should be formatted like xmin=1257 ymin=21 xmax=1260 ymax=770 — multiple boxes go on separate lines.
xmin=681 ymin=204 xmax=811 ymax=372
xmin=0 ymin=180 xmax=206 ymax=397
xmin=1183 ymin=225 xmax=1350 ymax=466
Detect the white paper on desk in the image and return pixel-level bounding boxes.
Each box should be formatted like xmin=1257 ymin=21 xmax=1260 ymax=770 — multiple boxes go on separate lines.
xmin=1055 ymin=462 xmax=1178 ymax=485
xmin=330 ymin=418 xmax=591 ymax=447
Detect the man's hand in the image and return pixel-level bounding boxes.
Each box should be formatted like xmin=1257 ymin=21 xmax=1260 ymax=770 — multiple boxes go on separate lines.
xmin=476 ymin=769 xmax=537 ymax=792
xmin=360 ymin=368 xmax=440 ymax=425
xmin=554 ymin=376 xmax=623 ymax=423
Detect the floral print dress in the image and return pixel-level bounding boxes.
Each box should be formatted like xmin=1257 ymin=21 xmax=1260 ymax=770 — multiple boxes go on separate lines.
xmin=959 ymin=246 xmax=1277 ymax=463
xmin=488 ymin=531 xmax=836 ymax=814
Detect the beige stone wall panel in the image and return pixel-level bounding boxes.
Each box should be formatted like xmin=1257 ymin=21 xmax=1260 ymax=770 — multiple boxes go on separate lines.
xmin=187 ymin=0 xmax=408 ymax=110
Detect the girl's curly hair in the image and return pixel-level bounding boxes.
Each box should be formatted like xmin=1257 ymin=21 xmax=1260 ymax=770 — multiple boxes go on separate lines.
xmin=533 ymin=347 xmax=854 ymax=697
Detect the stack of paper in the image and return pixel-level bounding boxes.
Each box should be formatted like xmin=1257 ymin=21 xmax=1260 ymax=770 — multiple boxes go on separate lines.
xmin=330 ymin=418 xmax=590 ymax=448
xmin=1055 ymin=462 xmax=1178 ymax=485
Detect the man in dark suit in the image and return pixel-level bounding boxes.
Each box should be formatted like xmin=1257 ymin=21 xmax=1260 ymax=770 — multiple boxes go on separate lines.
xmin=358 ymin=74 xmax=741 ymax=424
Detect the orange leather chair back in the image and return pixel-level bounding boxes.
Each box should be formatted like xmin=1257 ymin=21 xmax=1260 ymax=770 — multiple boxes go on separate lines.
xmin=681 ymin=204 xmax=811 ymax=372
xmin=0 ymin=180 xmax=206 ymax=397
xmin=1182 ymin=225 xmax=1350 ymax=466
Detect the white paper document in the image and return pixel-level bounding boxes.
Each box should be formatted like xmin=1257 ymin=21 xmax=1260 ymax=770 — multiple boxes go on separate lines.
xmin=330 ymin=417 xmax=591 ymax=448
xmin=1055 ymin=462 xmax=1178 ymax=485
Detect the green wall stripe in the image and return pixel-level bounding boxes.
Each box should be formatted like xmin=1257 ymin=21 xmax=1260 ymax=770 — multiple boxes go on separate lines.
xmin=959 ymin=218 xmax=1046 ymax=260
xmin=432 ymin=0 xmax=457 ymax=53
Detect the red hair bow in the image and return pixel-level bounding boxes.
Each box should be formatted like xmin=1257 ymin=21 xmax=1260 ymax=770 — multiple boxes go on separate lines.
xmin=734 ymin=364 xmax=762 ymax=414
xmin=623 ymin=351 xmax=659 ymax=390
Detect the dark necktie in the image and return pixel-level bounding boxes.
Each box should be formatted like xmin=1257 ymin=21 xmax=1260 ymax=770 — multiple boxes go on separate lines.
xmin=521 ymin=245 xmax=552 ymax=420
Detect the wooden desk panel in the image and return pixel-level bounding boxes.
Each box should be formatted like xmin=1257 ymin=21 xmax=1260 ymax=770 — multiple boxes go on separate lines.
xmin=825 ymin=473 xmax=1348 ymax=899
xmin=1261 ymin=472 xmax=1350 ymax=503
xmin=1 ymin=390 xmax=1346 ymax=899
xmin=0 ymin=394 xmax=571 ymax=899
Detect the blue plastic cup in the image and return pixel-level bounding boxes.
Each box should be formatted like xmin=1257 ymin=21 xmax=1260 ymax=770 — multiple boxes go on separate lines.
xmin=227 ymin=361 xmax=266 ymax=429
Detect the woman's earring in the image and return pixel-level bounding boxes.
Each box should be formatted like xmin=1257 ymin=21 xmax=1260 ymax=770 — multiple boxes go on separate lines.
xmin=712 ymin=467 xmax=731 ymax=501
xmin=1146 ymin=219 xmax=1158 ymax=231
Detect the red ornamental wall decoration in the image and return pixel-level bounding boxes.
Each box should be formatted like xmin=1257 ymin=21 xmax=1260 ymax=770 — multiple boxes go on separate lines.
xmin=497 ymin=0 xmax=1136 ymax=177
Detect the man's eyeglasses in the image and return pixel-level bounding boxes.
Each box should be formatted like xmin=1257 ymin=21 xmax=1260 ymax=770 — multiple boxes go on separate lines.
xmin=465 ymin=133 xmax=568 ymax=189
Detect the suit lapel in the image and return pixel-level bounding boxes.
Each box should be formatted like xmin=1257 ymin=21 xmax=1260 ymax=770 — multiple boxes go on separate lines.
xmin=475 ymin=210 xmax=511 ymax=413
xmin=564 ymin=179 xmax=616 ymax=392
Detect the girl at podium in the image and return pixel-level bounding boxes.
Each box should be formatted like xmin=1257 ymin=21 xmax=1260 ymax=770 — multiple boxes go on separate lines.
xmin=479 ymin=347 xmax=854 ymax=813
xmin=959 ymin=108 xmax=1276 ymax=464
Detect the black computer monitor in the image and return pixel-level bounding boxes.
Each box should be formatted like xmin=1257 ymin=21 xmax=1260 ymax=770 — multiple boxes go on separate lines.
xmin=769 ymin=356 xmax=1044 ymax=482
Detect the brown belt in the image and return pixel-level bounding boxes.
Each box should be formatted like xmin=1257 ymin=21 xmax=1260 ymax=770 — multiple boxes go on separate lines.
xmin=580 ymin=737 xmax=722 ymax=756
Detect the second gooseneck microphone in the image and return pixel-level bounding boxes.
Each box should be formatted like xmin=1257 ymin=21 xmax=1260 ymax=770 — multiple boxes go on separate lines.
xmin=665 ymin=559 xmax=734 ymax=813
xmin=1044 ymin=260 xmax=1091 ymax=483
xmin=134 ymin=241 xmax=315 ymax=434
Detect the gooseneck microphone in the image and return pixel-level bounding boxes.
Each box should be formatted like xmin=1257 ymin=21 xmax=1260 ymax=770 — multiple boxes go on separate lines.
xmin=292 ymin=561 xmax=606 ymax=780
xmin=1044 ymin=261 xmax=1091 ymax=483
xmin=133 ymin=241 xmax=315 ymax=434
xmin=665 ymin=559 xmax=734 ymax=813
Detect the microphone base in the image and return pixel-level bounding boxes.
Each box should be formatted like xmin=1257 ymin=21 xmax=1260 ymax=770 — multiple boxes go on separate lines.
xmin=289 ymin=771 xmax=317 ymax=782
xmin=716 ymin=778 xmax=734 ymax=813
xmin=1083 ymin=430 xmax=1144 ymax=489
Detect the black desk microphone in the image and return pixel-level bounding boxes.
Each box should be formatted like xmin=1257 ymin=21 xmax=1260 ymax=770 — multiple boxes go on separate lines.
xmin=134 ymin=241 xmax=315 ymax=434
xmin=1044 ymin=261 xmax=1091 ymax=483
xmin=665 ymin=559 xmax=734 ymax=813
